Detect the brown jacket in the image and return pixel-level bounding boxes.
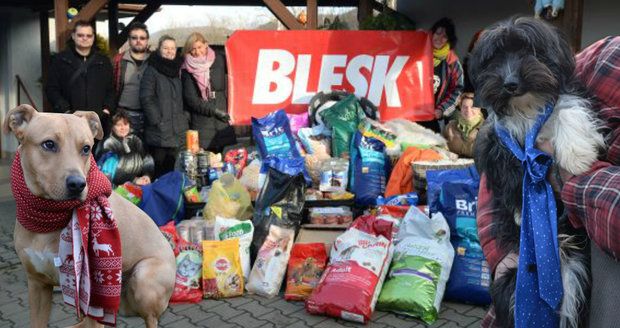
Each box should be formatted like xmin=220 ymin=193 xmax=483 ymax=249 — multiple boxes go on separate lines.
xmin=443 ymin=119 xmax=480 ymax=158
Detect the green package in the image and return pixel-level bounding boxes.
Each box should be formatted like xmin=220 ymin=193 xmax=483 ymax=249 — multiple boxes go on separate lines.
xmin=319 ymin=94 xmax=366 ymax=158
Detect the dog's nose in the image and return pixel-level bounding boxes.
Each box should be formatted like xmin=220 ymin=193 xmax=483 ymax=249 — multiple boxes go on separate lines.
xmin=504 ymin=82 xmax=519 ymax=93
xmin=66 ymin=175 xmax=86 ymax=195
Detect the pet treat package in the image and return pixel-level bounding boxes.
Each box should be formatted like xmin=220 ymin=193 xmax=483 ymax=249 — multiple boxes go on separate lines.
xmin=349 ymin=132 xmax=390 ymax=206
xmin=246 ymin=225 xmax=295 ymax=298
xmin=202 ymin=239 xmax=244 ymax=299
xmin=358 ymin=118 xmax=397 ymax=149
xmin=287 ymin=112 xmax=310 ymax=136
xmin=298 ymin=125 xmax=331 ymax=156
xmin=214 ymin=217 xmax=255 ymax=280
xmin=376 ymin=207 xmax=455 ymax=325
xmin=428 ymin=168 xmax=491 ymax=305
xmin=252 ymin=109 xmax=300 ymax=159
xmin=159 ymin=221 xmax=179 ymax=255
xmin=319 ymin=158 xmax=349 ymax=193
xmin=285 ymin=243 xmax=328 ymax=301
xmin=376 ymin=193 xmax=419 ymax=207
xmin=319 ymin=94 xmax=366 ymax=158
xmin=306 ymin=215 xmax=394 ymax=323
xmin=170 ymin=239 xmax=203 ymax=303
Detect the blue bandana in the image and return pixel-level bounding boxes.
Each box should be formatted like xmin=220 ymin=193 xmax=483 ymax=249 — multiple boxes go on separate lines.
xmin=495 ymin=103 xmax=563 ymax=328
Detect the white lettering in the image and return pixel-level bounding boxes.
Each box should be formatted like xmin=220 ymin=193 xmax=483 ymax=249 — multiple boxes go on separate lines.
xmin=346 ymin=55 xmax=373 ymax=99
xmin=367 ymin=56 xmax=409 ymax=107
xmin=292 ymin=54 xmax=313 ymax=104
xmin=252 ymin=49 xmax=295 ymax=104
xmin=318 ymin=55 xmax=347 ymax=91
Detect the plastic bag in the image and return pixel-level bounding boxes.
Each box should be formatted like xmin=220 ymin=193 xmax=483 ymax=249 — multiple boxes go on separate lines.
xmin=306 ymin=215 xmax=394 ymax=323
xmin=251 ymin=169 xmax=305 ymax=260
xmin=298 ymin=125 xmax=331 ymax=156
xmin=261 ymin=155 xmax=311 ymax=186
xmin=376 ymin=192 xmax=419 ymax=207
xmin=376 ymin=207 xmax=455 ymax=324
xmin=214 ymin=217 xmax=254 ymax=280
xmin=285 ymin=243 xmax=328 ymax=301
xmin=287 ymin=112 xmax=309 ymax=136
xmin=349 ymin=132 xmax=390 ymax=206
xmin=204 ymin=173 xmax=253 ymax=222
xmin=252 ymin=109 xmax=300 ymax=159
xmin=319 ymin=94 xmax=366 ymax=158
xmin=170 ymin=239 xmax=203 ymax=303
xmin=246 ymin=225 xmax=295 ymax=298
xmin=202 ymin=239 xmax=244 ymax=299
xmin=428 ymin=168 xmax=491 ymax=305
xmin=139 ymin=171 xmax=186 ymax=226
xmin=114 ymin=182 xmax=143 ymax=205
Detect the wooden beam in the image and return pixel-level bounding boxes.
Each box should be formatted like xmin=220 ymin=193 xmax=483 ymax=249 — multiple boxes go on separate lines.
xmin=61 ymin=0 xmax=108 ymax=42
xmin=307 ymin=0 xmax=317 ymax=29
xmin=54 ymin=0 xmax=68 ymax=51
xmin=108 ymin=0 xmax=119 ymax=55
xmin=40 ymin=9 xmax=51 ymax=111
xmin=118 ymin=1 xmax=162 ymax=43
xmin=263 ymin=0 xmax=304 ymax=30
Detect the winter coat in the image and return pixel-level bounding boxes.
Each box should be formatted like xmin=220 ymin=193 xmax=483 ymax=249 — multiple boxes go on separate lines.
xmin=435 ymin=50 xmax=464 ymax=118
xmin=443 ymin=119 xmax=482 ymax=158
xmin=140 ymin=53 xmax=189 ymax=148
xmin=181 ymin=51 xmax=236 ymax=153
xmin=46 ymin=48 xmax=115 ymax=116
xmin=97 ymin=134 xmax=154 ymax=185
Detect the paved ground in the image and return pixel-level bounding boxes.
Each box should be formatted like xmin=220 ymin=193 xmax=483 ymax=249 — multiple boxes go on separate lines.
xmin=0 ymin=156 xmax=486 ymax=327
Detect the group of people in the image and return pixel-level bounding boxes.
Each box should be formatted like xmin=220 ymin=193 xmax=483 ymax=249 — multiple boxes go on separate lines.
xmin=46 ymin=20 xmax=237 ymax=184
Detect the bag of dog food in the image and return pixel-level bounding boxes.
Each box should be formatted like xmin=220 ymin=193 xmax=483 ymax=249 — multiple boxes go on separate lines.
xmin=349 ymin=132 xmax=390 ymax=206
xmin=202 ymin=239 xmax=244 ymax=299
xmin=285 ymin=243 xmax=328 ymax=301
xmin=246 ymin=225 xmax=295 ymax=298
xmin=252 ymin=109 xmax=300 ymax=159
xmin=306 ymin=215 xmax=394 ymax=323
xmin=214 ymin=217 xmax=254 ymax=280
xmin=428 ymin=167 xmax=491 ymax=305
xmin=319 ymin=94 xmax=366 ymax=158
xmin=159 ymin=221 xmax=179 ymax=256
xmin=376 ymin=207 xmax=454 ymax=324
xmin=170 ymin=239 xmax=203 ymax=303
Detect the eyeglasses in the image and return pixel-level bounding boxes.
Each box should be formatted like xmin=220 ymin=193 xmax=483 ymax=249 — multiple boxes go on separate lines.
xmin=76 ymin=33 xmax=94 ymax=39
xmin=130 ymin=36 xmax=148 ymax=41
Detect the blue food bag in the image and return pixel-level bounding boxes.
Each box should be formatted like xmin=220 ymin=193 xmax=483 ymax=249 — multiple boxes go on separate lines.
xmin=252 ymin=109 xmax=300 ymax=159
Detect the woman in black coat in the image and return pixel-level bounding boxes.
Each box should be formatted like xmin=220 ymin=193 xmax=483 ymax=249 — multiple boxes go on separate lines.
xmin=181 ymin=32 xmax=236 ymax=154
xmin=140 ymin=35 xmax=189 ymax=179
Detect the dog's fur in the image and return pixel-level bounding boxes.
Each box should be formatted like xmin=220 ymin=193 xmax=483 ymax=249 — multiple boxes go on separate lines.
xmin=470 ymin=17 xmax=606 ymax=327
xmin=4 ymin=105 xmax=176 ymax=328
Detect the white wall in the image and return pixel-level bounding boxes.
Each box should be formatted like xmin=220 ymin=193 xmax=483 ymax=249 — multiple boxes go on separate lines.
xmin=0 ymin=8 xmax=42 ymax=155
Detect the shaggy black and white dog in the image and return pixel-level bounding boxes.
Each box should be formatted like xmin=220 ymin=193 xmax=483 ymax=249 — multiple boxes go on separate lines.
xmin=470 ymin=17 xmax=606 ymax=327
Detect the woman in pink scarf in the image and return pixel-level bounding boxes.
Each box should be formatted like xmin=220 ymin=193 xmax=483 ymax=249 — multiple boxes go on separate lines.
xmin=181 ymin=32 xmax=236 ymax=153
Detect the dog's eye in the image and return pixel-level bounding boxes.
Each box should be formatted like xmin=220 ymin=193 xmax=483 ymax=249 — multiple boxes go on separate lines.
xmin=41 ymin=140 xmax=57 ymax=152
xmin=81 ymin=145 xmax=91 ymax=155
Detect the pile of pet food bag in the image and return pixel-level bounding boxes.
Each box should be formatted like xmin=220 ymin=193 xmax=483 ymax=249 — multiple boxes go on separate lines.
xmin=114 ymin=91 xmax=492 ymax=325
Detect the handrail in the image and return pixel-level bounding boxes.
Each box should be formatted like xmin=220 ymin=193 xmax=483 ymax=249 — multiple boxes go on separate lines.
xmin=16 ymin=74 xmax=39 ymax=111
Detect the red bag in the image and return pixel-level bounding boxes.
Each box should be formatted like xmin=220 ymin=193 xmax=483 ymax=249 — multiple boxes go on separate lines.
xmin=159 ymin=221 xmax=179 ymax=256
xmin=305 ymin=215 xmax=394 ymax=323
xmin=170 ymin=239 xmax=203 ymax=304
xmin=285 ymin=243 xmax=327 ymax=301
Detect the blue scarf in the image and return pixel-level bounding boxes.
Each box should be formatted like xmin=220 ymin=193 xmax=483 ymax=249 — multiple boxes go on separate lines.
xmin=495 ymin=103 xmax=563 ymax=328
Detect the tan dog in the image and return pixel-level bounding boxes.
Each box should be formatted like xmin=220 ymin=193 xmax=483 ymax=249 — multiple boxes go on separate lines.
xmin=4 ymin=105 xmax=176 ymax=328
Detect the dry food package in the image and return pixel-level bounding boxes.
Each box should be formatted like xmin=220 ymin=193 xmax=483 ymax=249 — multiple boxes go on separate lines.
xmin=285 ymin=243 xmax=328 ymax=301
xmin=305 ymin=215 xmax=394 ymax=323
xmin=202 ymin=239 xmax=244 ymax=299
xmin=246 ymin=225 xmax=295 ymax=298
xmin=376 ymin=207 xmax=454 ymax=325
xmin=214 ymin=216 xmax=254 ymax=280
xmin=170 ymin=239 xmax=203 ymax=303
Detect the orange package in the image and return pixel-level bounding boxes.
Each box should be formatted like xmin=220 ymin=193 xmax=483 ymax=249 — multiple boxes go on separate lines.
xmin=284 ymin=243 xmax=327 ymax=301
xmin=186 ymin=130 xmax=200 ymax=153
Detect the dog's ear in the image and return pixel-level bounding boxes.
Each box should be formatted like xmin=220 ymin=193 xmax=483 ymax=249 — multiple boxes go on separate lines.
xmin=73 ymin=111 xmax=103 ymax=140
xmin=3 ymin=104 xmax=37 ymax=141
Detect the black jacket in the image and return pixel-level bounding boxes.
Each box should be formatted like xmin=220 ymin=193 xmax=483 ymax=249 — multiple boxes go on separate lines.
xmin=140 ymin=53 xmax=189 ymax=148
xmin=46 ymin=48 xmax=115 ymax=116
xmin=98 ymin=134 xmax=154 ymax=185
xmin=181 ymin=51 xmax=236 ymax=153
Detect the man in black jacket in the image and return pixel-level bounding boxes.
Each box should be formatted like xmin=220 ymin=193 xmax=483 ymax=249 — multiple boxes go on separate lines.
xmin=46 ymin=20 xmax=115 ymax=138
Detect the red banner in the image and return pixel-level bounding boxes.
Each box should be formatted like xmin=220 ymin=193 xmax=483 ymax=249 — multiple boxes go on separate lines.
xmin=225 ymin=30 xmax=434 ymax=125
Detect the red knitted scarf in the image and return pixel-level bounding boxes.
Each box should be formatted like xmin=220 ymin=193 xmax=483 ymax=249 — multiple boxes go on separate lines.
xmin=11 ymin=151 xmax=122 ymax=325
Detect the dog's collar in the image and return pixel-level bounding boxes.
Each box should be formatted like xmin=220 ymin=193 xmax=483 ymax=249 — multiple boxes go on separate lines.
xmin=11 ymin=151 xmax=111 ymax=233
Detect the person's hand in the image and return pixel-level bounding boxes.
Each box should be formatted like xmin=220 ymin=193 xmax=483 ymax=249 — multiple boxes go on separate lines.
xmin=536 ymin=139 xmax=574 ymax=193
xmin=134 ymin=175 xmax=151 ymax=185
xmin=103 ymin=108 xmax=110 ymax=115
xmin=434 ymin=109 xmax=443 ymax=119
xmin=213 ymin=108 xmax=231 ymax=122
xmin=495 ymin=252 xmax=518 ymax=280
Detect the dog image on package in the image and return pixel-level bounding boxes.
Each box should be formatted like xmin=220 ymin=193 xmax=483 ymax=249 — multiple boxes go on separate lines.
xmin=4 ymin=105 xmax=175 ymax=327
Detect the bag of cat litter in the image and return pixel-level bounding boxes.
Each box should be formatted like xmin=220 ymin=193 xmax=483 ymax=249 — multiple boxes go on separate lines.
xmin=202 ymin=239 xmax=244 ymax=299
xmin=246 ymin=224 xmax=295 ymax=298
xmin=214 ymin=217 xmax=254 ymax=280
xmin=376 ymin=206 xmax=454 ymax=325
xmin=306 ymin=215 xmax=394 ymax=323
xmin=170 ymin=239 xmax=203 ymax=303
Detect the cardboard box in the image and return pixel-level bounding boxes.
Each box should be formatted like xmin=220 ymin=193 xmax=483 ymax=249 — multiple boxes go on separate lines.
xmin=295 ymin=226 xmax=345 ymax=253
